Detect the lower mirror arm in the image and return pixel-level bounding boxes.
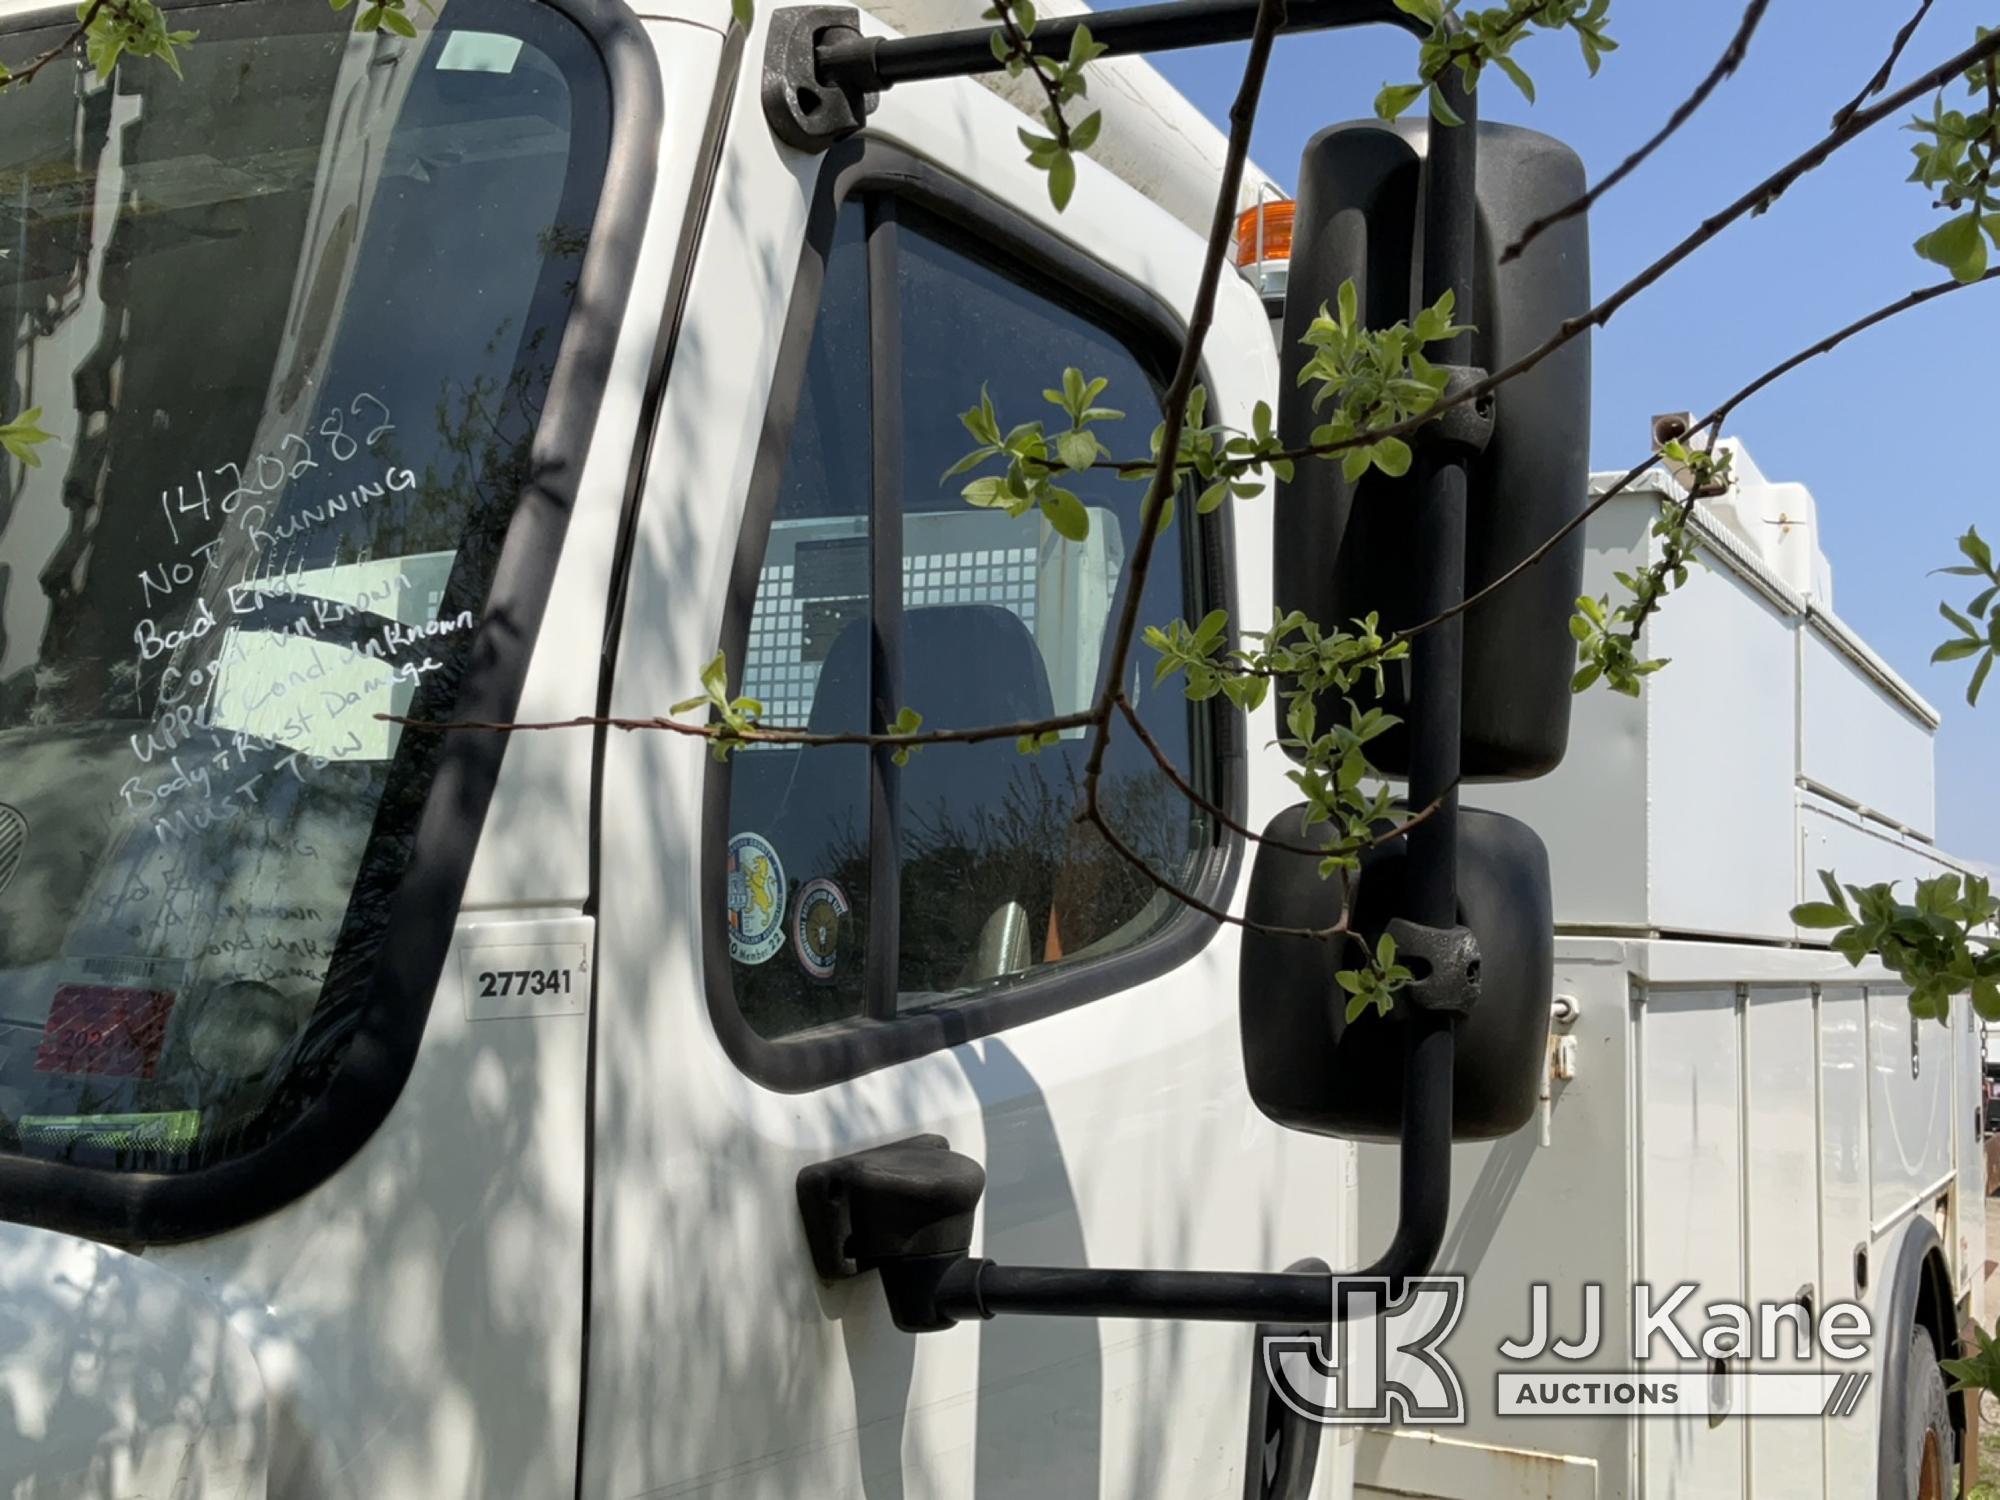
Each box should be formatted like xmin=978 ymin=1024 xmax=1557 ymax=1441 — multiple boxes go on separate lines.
xmin=821 ymin=1010 xmax=1456 ymax=1334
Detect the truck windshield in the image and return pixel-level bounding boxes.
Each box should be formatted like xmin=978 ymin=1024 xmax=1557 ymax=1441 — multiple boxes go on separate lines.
xmin=0 ymin=0 xmax=608 ymax=1175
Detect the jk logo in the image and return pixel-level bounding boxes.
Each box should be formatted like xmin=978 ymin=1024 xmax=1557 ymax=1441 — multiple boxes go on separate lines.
xmin=1262 ymin=1276 xmax=1468 ymax=1426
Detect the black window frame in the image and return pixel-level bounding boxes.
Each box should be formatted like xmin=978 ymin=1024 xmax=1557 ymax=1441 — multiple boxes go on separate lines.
xmin=703 ymin=137 xmax=1245 ymax=1092
xmin=0 ymin=0 xmax=666 ymax=1246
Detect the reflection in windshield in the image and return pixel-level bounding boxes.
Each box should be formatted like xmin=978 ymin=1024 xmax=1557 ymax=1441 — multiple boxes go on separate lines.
xmin=0 ymin=0 xmax=608 ymax=1174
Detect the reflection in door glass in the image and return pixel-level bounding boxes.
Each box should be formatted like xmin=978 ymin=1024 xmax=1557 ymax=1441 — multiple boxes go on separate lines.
xmin=0 ymin=0 xmax=609 ymax=1174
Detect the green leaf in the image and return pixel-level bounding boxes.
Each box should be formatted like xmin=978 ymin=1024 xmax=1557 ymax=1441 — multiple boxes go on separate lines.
xmin=1046 ymin=150 xmax=1076 ymax=212
xmin=1969 ymin=650 xmax=1994 ymax=707
xmin=1040 ymin=486 xmax=1089 ymax=541
xmin=1943 ymin=601 xmax=1982 ymax=637
xmin=1056 ymin=428 xmax=1099 ymax=472
xmin=380 ymin=6 xmax=417 ymax=36
xmin=1493 ymin=54 xmax=1536 ymax=104
xmin=1374 ymin=81 xmax=1425 ymax=120
xmin=1791 ymin=902 xmax=1853 ymax=930
xmin=1069 ymin=110 xmax=1102 ymax=152
xmin=0 ymin=408 xmax=57 ymax=467
xmin=1933 ymin=638 xmax=1986 ymax=662
xmin=1974 ymin=977 xmax=2000 ymax=1023
xmin=697 ymin=652 xmax=731 ymax=706
xmin=1427 ymin=84 xmax=1464 ymax=128
xmin=1371 ymin=436 xmax=1412 ymax=478
xmin=941 ymin=446 xmax=998 ymax=482
xmin=1915 ymin=212 xmax=1989 ymax=283
xmin=1962 ymin=526 xmax=1995 ymax=576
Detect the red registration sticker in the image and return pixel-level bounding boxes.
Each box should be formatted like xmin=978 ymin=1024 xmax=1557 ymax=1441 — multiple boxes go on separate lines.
xmin=35 ymin=984 xmax=176 ymax=1078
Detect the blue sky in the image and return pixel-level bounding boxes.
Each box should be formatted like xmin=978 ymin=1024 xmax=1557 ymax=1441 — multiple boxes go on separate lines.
xmin=1104 ymin=0 xmax=2000 ymax=862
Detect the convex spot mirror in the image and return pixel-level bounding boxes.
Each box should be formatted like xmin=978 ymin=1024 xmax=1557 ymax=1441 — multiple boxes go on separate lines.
xmin=1276 ymin=120 xmax=1592 ymax=781
xmin=1239 ymin=804 xmax=1553 ymax=1141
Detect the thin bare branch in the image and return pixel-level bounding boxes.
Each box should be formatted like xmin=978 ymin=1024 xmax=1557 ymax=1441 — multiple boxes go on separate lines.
xmin=1251 ymin=24 xmax=2000 ymax=475
xmin=1706 ymin=265 xmax=2000 ymax=434
xmin=1831 ymin=0 xmax=1936 ymax=130
xmin=1396 ymin=265 xmax=2000 ymax=644
xmin=383 ymin=707 xmax=1097 ymax=750
xmin=2 ymin=0 xmax=109 ymax=88
xmin=1079 ymin=0 xmax=1287 ymax=800
xmin=1114 ymin=694 xmax=1447 ymax=859
xmin=996 ymin=6 xmax=1073 ymax=151
xmin=1501 ymin=0 xmax=1771 ymax=265
xmin=1081 ymin=801 xmax=1353 ymax=942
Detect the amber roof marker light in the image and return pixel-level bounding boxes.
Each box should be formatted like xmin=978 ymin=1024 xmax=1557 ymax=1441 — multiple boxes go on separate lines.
xmin=1235 ymin=194 xmax=1294 ymax=312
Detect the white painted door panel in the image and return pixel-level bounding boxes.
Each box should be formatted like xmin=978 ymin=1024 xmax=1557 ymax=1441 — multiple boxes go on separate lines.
xmin=1867 ymin=987 xmax=1951 ymax=1227
xmin=1638 ymin=987 xmax=1743 ymax=1500
xmin=1816 ymin=986 xmax=1876 ymax=1500
xmin=582 ymin=32 xmax=1329 ymax=1500
xmin=1742 ymin=987 xmax=1822 ymax=1500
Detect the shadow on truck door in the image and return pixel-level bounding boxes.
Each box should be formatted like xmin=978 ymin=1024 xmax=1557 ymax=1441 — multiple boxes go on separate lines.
xmin=965 ymin=1039 xmax=1103 ymax=1500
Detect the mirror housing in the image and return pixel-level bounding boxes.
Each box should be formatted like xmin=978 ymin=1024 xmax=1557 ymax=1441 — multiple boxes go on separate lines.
xmin=1239 ymin=804 xmax=1553 ymax=1141
xmin=1275 ymin=120 xmax=1592 ymax=781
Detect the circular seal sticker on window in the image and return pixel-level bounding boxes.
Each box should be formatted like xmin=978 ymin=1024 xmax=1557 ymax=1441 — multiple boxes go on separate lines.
xmin=727 ymin=832 xmax=787 ymax=966
xmin=792 ymin=877 xmax=851 ymax=980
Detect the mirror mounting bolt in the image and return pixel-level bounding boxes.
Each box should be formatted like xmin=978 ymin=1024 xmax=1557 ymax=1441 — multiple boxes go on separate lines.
xmin=1382 ymin=918 xmax=1482 ymax=1018
xmin=1415 ymin=365 xmax=1494 ymax=459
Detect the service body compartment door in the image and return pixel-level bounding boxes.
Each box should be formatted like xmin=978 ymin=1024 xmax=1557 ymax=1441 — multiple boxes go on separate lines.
xmin=1743 ymin=987 xmax=1824 ymax=1500
xmin=1637 ymin=986 xmax=1744 ymax=1500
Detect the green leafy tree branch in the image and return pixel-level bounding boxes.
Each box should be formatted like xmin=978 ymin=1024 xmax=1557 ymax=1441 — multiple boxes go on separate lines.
xmin=11 ymin=0 xmax=2000 ymax=1012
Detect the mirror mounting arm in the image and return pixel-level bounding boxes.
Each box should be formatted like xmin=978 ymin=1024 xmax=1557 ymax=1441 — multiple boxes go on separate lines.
xmin=795 ymin=1007 xmax=1455 ymax=1334
xmin=763 ymin=0 xmax=1429 ymax=154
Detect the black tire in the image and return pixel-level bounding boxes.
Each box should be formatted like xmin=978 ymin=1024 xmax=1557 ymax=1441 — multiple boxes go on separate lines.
xmin=1903 ymin=1326 xmax=1954 ymax=1500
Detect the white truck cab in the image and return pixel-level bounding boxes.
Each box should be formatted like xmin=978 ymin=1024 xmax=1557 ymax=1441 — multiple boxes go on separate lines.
xmin=0 ymin=0 xmax=1983 ymax=1496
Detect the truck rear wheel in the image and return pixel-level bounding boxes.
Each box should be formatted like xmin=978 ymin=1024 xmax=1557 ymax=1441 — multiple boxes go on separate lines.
xmin=1904 ymin=1326 xmax=1954 ymax=1500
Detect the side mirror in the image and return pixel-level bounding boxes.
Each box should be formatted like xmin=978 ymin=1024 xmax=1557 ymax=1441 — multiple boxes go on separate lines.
xmin=1274 ymin=120 xmax=1592 ymax=781
xmin=1239 ymin=804 xmax=1553 ymax=1141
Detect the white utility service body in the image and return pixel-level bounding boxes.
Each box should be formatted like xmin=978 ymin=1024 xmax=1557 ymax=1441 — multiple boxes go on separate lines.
xmin=0 ymin=0 xmax=1982 ymax=1497
xmin=1364 ymin=459 xmax=1988 ymax=1500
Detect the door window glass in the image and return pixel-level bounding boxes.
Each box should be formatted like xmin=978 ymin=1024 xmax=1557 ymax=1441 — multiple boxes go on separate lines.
xmin=725 ymin=199 xmax=1218 ymax=1040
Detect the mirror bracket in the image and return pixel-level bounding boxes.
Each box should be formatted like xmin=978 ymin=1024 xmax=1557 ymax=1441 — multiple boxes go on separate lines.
xmin=796 ymin=1135 xmax=984 ymax=1271
xmin=762 ymin=6 xmax=877 ymax=154
xmin=1415 ymin=365 xmax=1494 ymax=458
xmin=1383 ymin=918 xmax=1482 ymax=1018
